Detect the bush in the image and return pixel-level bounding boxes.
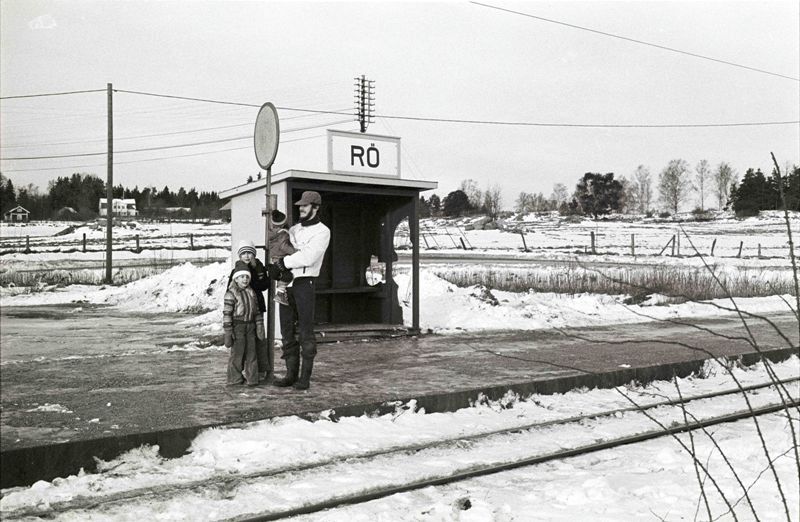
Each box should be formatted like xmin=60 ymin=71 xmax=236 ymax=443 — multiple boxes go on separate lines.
xmin=691 ymin=207 xmax=713 ymax=221
xmin=658 ymin=211 xmax=671 ymax=219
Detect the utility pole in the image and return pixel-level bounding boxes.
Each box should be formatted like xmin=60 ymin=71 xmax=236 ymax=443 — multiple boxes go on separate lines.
xmin=354 ymin=75 xmax=374 ymax=133
xmin=105 ymin=83 xmax=113 ymax=284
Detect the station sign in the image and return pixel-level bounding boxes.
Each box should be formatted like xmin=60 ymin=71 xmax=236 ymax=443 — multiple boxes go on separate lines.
xmin=327 ymin=129 xmax=400 ymax=178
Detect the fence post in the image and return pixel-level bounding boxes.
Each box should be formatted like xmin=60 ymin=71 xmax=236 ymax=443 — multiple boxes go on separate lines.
xmin=658 ymin=236 xmax=674 ymax=256
xmin=24 ymin=235 xmax=31 ymax=254
xmin=190 ymin=233 xmax=194 ymax=251
xmin=676 ymin=231 xmax=681 ymax=256
xmin=710 ymin=238 xmax=717 ymax=256
xmin=630 ymin=234 xmax=635 ymax=256
xmin=459 ymin=237 xmax=467 ymax=250
xmin=671 ymin=235 xmax=676 ymax=256
xmin=590 ymin=231 xmax=596 ymax=254
xmin=421 ymin=233 xmax=430 ymax=249
xmin=758 ymin=243 xmax=761 ymax=258
xmin=520 ymin=232 xmax=529 ymax=252
xmin=136 ymin=234 xmax=140 ymax=253
xmin=737 ymin=241 xmax=743 ymax=258
xmin=82 ymin=233 xmax=87 ymax=253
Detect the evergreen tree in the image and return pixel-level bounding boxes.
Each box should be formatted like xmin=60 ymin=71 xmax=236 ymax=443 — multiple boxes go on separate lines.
xmin=442 ymin=190 xmax=470 ymax=217
xmin=731 ymin=168 xmax=781 ymax=216
xmin=574 ymin=172 xmax=624 ymax=218
xmin=0 ymin=173 xmax=17 ymax=214
xmin=428 ymin=194 xmax=441 ymax=216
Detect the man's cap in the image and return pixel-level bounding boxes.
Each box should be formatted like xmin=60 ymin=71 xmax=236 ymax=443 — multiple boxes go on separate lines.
xmin=294 ymin=191 xmax=321 ymax=206
xmin=232 ymin=260 xmax=251 ymax=281
xmin=237 ymin=239 xmax=257 ymax=257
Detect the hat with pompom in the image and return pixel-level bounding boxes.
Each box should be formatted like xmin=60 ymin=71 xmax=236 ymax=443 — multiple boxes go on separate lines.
xmin=231 ymin=260 xmax=251 ymax=281
xmin=236 ymin=239 xmax=257 ymax=257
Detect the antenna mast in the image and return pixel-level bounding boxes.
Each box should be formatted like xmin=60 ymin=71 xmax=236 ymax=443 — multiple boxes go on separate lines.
xmin=354 ymin=75 xmax=375 ymax=133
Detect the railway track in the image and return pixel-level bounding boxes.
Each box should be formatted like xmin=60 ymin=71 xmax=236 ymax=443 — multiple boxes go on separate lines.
xmin=2 ymin=377 xmax=797 ymax=521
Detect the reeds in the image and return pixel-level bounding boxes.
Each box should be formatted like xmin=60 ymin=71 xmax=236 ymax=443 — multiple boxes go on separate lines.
xmin=432 ymin=265 xmax=796 ymax=301
xmin=0 ymin=266 xmax=165 ymax=288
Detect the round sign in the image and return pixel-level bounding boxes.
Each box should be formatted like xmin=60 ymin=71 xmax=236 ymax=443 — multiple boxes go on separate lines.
xmin=254 ymin=102 xmax=280 ymax=170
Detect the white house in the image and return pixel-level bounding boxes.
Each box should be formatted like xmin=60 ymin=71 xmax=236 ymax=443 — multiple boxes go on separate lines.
xmin=3 ymin=205 xmax=30 ymax=223
xmin=99 ymin=198 xmax=138 ymax=217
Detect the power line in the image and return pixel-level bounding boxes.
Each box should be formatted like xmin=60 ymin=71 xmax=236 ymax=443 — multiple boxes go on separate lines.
xmin=376 ymin=114 xmax=799 ymax=128
xmin=115 ymin=88 xmax=799 ymax=128
xmin=0 ymin=134 xmax=328 ymax=173
xmin=0 ymin=118 xmax=353 ymax=160
xmin=116 ymin=89 xmax=354 ymax=116
xmin=0 ymin=135 xmax=250 ymax=160
xmin=0 ymin=89 xmax=106 ymax=99
xmin=470 ymin=1 xmax=800 ymax=82
xmin=0 ymin=109 xmax=352 ymax=149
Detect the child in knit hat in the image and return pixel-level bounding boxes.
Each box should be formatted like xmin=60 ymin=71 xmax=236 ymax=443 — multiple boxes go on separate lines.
xmin=223 ymin=260 xmax=265 ymax=386
xmin=268 ymin=209 xmax=296 ymax=306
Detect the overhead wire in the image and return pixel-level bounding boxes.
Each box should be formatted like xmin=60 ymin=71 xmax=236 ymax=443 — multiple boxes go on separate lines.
xmin=0 ymin=134 xmax=330 ymax=173
xmin=0 ymin=117 xmax=353 ymax=160
xmin=113 ymin=89 xmax=798 ymax=128
xmin=0 ymin=89 xmax=106 ymax=99
xmin=0 ymin=108 xmax=352 ymax=149
xmin=470 ymin=1 xmax=800 ymax=82
xmin=0 ymin=119 xmax=353 ymax=171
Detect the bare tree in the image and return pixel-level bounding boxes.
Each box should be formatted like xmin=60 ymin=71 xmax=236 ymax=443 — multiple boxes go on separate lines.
xmin=459 ymin=179 xmax=482 ymax=210
xmin=551 ymin=183 xmax=568 ymax=206
xmin=620 ymin=176 xmax=637 ymax=214
xmin=483 ymin=184 xmax=502 ymax=218
xmin=515 ymin=192 xmax=534 ymax=214
xmin=694 ymin=159 xmax=711 ymax=211
xmin=633 ymin=165 xmax=652 ymax=213
xmin=658 ymin=159 xmax=692 ymax=213
xmin=713 ymin=162 xmax=737 ymax=210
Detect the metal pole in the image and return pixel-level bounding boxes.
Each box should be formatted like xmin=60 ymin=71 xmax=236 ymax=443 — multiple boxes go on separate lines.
xmin=411 ymin=195 xmax=420 ymax=332
xmin=265 ymin=167 xmax=275 ymax=372
xmin=105 ymin=83 xmax=113 ymax=283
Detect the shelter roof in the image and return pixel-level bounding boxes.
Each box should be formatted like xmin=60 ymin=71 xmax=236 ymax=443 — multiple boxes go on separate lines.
xmin=220 ymin=169 xmax=437 ymax=200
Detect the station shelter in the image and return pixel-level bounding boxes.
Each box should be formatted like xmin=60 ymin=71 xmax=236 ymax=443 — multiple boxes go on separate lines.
xmin=220 ymin=168 xmax=437 ymax=336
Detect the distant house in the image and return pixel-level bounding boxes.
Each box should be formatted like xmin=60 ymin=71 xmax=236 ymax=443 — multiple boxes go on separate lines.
xmin=99 ymin=198 xmax=138 ymax=217
xmin=163 ymin=207 xmax=191 ymax=214
xmin=3 ymin=205 xmax=30 ymax=223
xmin=219 ymin=201 xmax=231 ymax=222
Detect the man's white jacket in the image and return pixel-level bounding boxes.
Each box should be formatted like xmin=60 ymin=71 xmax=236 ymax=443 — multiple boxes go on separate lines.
xmin=283 ymin=220 xmax=330 ymax=279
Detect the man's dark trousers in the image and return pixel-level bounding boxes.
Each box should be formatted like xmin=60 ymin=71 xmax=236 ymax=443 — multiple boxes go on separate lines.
xmin=279 ymin=277 xmax=317 ymax=362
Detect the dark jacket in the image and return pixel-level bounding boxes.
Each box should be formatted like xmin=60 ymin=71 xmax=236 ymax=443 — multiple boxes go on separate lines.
xmin=228 ymin=258 xmax=270 ymax=313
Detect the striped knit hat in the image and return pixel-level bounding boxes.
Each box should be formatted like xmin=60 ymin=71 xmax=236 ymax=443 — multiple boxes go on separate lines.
xmin=231 ymin=260 xmax=251 ymax=281
xmin=237 ymin=240 xmax=257 ymax=257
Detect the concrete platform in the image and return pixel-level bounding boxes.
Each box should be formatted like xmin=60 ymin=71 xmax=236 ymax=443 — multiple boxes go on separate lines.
xmin=1 ymin=307 xmax=797 ymax=488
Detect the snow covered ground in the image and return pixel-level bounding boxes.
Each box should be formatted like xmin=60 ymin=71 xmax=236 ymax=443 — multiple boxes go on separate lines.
xmin=1 ymin=212 xmax=797 ymax=520
xmin=0 ymin=261 xmax=796 ymax=337
xmin=0 ymin=357 xmax=796 ymax=520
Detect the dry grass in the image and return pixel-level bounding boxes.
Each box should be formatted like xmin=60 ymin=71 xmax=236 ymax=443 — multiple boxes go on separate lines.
xmin=0 ymin=266 xmax=165 ymax=288
xmin=432 ymin=265 xmax=796 ymax=302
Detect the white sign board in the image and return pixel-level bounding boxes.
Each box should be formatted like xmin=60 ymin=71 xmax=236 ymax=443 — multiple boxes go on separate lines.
xmin=328 ymin=130 xmax=400 ymax=178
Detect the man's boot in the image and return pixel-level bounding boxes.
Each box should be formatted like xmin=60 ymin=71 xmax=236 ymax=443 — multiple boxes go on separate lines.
xmin=273 ymin=356 xmax=299 ymax=387
xmin=293 ymin=358 xmax=314 ymax=390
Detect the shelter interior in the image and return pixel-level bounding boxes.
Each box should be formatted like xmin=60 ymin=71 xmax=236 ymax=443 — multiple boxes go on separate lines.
xmin=282 ymin=179 xmax=417 ymax=327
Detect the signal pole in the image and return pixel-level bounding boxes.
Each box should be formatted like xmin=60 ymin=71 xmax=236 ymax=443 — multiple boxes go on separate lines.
xmin=354 ymin=75 xmax=374 ymax=133
xmin=105 ymin=83 xmax=113 ymax=284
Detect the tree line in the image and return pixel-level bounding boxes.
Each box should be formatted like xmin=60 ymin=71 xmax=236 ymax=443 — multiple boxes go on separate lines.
xmin=0 ymin=172 xmax=222 ymax=220
xmin=420 ymin=159 xmax=799 ymax=219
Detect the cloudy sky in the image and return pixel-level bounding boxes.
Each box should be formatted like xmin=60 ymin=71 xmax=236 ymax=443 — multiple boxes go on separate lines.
xmin=1 ymin=1 xmax=798 ymax=209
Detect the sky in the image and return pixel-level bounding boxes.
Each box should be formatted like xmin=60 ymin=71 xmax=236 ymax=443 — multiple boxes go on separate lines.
xmin=1 ymin=0 xmax=798 ymax=210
